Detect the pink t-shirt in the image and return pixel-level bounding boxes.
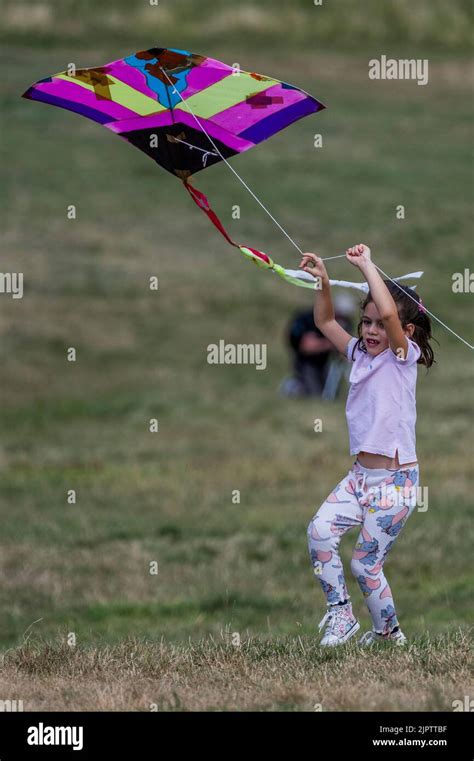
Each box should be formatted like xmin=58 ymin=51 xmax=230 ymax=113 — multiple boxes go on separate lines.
xmin=345 ymin=336 xmax=421 ymax=465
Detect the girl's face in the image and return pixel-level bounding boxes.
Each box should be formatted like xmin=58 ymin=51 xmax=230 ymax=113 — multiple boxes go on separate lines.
xmin=360 ymin=301 xmax=390 ymax=356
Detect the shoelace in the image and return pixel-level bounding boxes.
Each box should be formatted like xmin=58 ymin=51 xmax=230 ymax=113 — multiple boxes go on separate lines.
xmin=318 ymin=609 xmax=334 ymax=632
xmin=318 ymin=606 xmax=349 ymax=634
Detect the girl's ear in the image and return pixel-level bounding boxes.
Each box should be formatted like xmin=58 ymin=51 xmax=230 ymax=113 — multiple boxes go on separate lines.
xmin=404 ymin=323 xmax=415 ymax=338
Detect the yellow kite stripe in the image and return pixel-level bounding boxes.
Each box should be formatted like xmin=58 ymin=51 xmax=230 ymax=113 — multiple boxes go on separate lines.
xmin=175 ymin=73 xmax=279 ymax=117
xmin=55 ymin=73 xmax=166 ymax=116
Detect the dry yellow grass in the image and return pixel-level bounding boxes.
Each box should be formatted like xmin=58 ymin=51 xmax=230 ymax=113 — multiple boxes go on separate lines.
xmin=1 ymin=630 xmax=471 ymax=711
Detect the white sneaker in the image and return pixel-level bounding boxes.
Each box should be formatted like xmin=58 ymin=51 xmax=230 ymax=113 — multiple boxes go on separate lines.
xmin=318 ymin=601 xmax=360 ymax=646
xmin=358 ymin=627 xmax=407 ymax=647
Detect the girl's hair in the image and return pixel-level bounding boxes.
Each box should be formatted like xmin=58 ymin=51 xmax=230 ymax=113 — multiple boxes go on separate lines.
xmin=350 ymin=281 xmax=435 ymax=368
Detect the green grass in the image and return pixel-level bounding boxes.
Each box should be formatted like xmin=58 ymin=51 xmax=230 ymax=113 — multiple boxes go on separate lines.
xmin=0 ymin=4 xmax=473 ymax=710
xmin=1 ymin=0 xmax=473 ymax=51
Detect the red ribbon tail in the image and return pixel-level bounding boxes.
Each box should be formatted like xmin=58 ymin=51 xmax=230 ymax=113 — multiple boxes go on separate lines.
xmin=182 ymin=180 xmax=274 ymax=267
xmin=183 ymin=180 xmax=240 ymax=248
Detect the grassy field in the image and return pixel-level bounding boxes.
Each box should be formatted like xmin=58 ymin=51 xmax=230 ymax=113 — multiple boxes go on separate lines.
xmin=0 ymin=631 xmax=471 ymax=711
xmin=0 ymin=1 xmax=473 ymax=711
xmin=1 ymin=0 xmax=472 ymax=51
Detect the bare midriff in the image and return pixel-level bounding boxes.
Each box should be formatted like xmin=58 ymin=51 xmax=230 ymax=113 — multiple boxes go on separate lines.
xmin=357 ymin=450 xmax=418 ymax=470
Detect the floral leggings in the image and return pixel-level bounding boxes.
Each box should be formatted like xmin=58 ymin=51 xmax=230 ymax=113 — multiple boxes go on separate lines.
xmin=307 ymin=460 xmax=419 ymax=634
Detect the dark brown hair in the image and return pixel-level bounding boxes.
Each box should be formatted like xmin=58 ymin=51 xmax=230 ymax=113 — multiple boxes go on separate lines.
xmin=350 ymin=281 xmax=435 ymax=368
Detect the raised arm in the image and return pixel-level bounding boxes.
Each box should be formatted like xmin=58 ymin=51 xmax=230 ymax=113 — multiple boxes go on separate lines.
xmin=346 ymin=244 xmax=409 ymax=359
xmin=300 ymin=253 xmax=353 ymax=356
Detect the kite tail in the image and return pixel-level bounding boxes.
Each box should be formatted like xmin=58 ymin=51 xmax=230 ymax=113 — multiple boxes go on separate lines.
xmin=182 ymin=180 xmax=425 ymax=294
xmin=183 ymin=180 xmax=239 ymax=250
xmin=183 ymin=179 xmax=318 ymax=289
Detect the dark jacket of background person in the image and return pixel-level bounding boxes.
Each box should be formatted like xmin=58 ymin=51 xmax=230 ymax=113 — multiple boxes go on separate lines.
xmin=283 ymin=303 xmax=354 ymax=397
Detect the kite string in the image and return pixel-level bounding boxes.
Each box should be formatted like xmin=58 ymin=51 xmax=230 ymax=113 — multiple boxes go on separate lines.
xmin=374 ymin=263 xmax=473 ymax=350
xmin=159 ymin=67 xmax=305 ymax=256
xmin=160 ymin=67 xmax=472 ymax=350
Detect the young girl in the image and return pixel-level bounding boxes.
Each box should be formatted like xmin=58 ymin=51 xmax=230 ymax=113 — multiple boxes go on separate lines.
xmin=300 ymin=244 xmax=434 ymax=647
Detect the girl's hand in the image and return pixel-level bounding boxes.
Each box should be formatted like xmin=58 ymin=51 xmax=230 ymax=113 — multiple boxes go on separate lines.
xmin=299 ymin=253 xmax=329 ymax=282
xmin=346 ymin=243 xmax=372 ymax=269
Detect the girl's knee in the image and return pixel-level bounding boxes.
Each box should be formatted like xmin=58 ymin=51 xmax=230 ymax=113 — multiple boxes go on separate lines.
xmin=350 ymin=556 xmax=385 ymax=599
xmin=307 ymin=514 xmax=326 ymax=541
xmin=307 ymin=516 xmax=338 ymax=556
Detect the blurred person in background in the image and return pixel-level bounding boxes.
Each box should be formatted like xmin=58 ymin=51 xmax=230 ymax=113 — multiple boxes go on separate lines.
xmin=279 ymin=293 xmax=355 ymax=399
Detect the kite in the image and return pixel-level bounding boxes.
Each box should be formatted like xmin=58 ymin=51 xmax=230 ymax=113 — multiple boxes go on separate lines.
xmin=23 ymin=46 xmax=332 ymax=288
xmin=22 ymin=46 xmax=473 ymax=348
xmin=22 ymin=45 xmax=383 ymax=292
